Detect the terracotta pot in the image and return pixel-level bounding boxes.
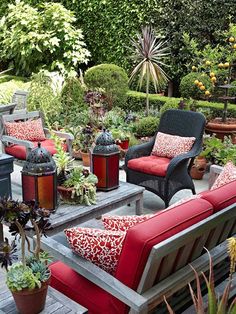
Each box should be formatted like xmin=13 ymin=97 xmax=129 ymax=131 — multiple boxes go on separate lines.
xmin=206 ymin=118 xmax=236 ymax=143
xmin=80 ymin=151 xmax=90 ymax=167
xmin=11 ymin=278 xmax=50 ymax=314
xmin=190 ymin=156 xmax=207 ymax=180
xmin=57 ymin=186 xmax=79 ymax=204
xmin=116 ymin=139 xmax=129 ymax=150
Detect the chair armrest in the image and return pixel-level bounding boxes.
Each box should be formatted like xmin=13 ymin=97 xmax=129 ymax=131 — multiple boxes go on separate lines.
xmin=44 ymin=128 xmax=74 ymax=156
xmin=125 ymin=138 xmax=155 ymax=168
xmin=2 ymin=135 xmax=34 ymax=148
xmin=40 ymin=237 xmax=148 ymax=313
xmin=165 ymin=146 xmax=200 ymax=180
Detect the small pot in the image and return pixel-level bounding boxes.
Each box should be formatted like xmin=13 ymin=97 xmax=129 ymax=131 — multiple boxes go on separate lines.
xmin=80 ymin=150 xmax=90 ymax=167
xmin=116 ymin=139 xmax=129 ymax=150
xmin=72 ymin=149 xmax=82 ymax=160
xmin=190 ymin=156 xmax=207 ymax=180
xmin=11 ymin=278 xmax=50 ymax=314
xmin=57 ymin=186 xmax=79 ymax=204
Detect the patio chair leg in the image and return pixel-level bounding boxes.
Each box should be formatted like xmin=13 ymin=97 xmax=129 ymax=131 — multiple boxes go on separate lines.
xmin=192 ymin=187 xmax=196 ymax=195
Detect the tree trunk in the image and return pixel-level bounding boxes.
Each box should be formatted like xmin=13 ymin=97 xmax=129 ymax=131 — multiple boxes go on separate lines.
xmin=146 ymin=73 xmax=150 ymax=116
xmin=168 ymin=81 xmax=174 ymax=97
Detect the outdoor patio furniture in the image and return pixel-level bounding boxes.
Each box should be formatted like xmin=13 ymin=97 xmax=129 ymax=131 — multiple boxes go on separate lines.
xmin=125 ymin=109 xmax=206 ymax=207
xmin=40 ymin=179 xmax=236 ymax=313
xmin=11 ymin=89 xmax=28 ymax=113
xmin=1 ymin=110 xmax=74 ymax=160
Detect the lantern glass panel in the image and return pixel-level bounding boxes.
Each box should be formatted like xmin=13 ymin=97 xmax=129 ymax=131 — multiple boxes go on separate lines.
xmin=37 ymin=175 xmax=54 ymax=209
xmin=93 ymin=156 xmax=107 ymax=188
xmin=107 ymin=154 xmax=119 ymax=188
xmin=22 ymin=175 xmax=36 ymax=201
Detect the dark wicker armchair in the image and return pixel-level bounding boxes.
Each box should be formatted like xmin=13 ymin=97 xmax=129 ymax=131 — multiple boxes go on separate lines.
xmin=125 ymin=109 xmax=206 ymax=207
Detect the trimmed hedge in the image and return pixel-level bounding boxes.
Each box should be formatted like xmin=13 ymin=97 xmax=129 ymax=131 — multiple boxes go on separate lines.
xmin=126 ymin=90 xmax=236 ymax=117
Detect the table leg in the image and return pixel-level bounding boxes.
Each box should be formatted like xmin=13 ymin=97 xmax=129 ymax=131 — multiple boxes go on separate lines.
xmin=0 ymin=223 xmax=3 ymax=242
xmin=135 ymin=194 xmax=143 ymax=215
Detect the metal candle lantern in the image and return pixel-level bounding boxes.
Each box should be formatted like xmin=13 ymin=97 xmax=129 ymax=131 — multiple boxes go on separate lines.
xmin=91 ymin=129 xmax=120 ymax=191
xmin=21 ymin=143 xmax=57 ymax=211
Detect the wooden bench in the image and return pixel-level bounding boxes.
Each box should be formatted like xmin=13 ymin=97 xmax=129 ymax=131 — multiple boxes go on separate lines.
xmin=41 ymin=199 xmax=236 ymax=313
xmin=1 ymin=111 xmax=74 ymax=158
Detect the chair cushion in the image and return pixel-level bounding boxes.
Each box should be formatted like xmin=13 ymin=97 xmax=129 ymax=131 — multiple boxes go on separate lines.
xmin=5 ymin=139 xmax=67 ymax=160
xmin=49 ymin=261 xmax=112 ymax=314
xmin=210 ymin=161 xmax=236 ymax=190
xmin=5 ymin=118 xmax=46 ymax=141
xmin=152 ymin=131 xmax=195 ymax=158
xmin=102 ymin=214 xmax=155 ymax=232
xmin=127 ymin=155 xmax=171 ymax=176
xmin=113 ymin=198 xmax=213 ymax=313
xmin=64 ymin=227 xmax=125 ymax=275
xmin=201 ymin=180 xmax=236 ymax=213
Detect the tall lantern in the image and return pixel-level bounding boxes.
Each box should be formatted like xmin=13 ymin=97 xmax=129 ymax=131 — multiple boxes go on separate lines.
xmin=21 ymin=143 xmax=57 ymax=211
xmin=91 ymin=129 xmax=120 ymax=191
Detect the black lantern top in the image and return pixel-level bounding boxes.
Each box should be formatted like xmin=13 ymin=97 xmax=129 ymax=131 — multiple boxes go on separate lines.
xmin=22 ymin=143 xmax=56 ymax=174
xmin=93 ymin=129 xmax=119 ymax=155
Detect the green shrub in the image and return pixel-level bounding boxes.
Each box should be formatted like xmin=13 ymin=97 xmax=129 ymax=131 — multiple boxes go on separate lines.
xmin=0 ymin=77 xmax=30 ymax=104
xmin=27 ymin=71 xmax=61 ymax=126
xmin=159 ymin=98 xmax=179 ymax=115
xmin=84 ymin=64 xmax=128 ymax=108
xmin=60 ymin=77 xmax=87 ymax=126
xmin=228 ymin=80 xmax=236 ymax=97
xmin=133 ymin=116 xmax=159 ymax=137
xmin=0 ymin=2 xmax=90 ymax=76
xmin=179 ymin=72 xmax=212 ymax=99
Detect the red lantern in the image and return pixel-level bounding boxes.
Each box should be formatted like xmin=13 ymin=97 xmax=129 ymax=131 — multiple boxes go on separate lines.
xmin=91 ymin=129 xmax=120 ymax=191
xmin=21 ymin=143 xmax=57 ymax=211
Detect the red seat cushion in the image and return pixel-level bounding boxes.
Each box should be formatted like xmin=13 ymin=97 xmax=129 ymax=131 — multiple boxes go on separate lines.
xmin=5 ymin=139 xmax=67 ymax=160
xmin=201 ymin=180 xmax=236 ymax=213
xmin=113 ymin=198 xmax=213 ymax=313
xmin=49 ymin=261 xmax=112 ymax=314
xmin=127 ymin=155 xmax=171 ymax=176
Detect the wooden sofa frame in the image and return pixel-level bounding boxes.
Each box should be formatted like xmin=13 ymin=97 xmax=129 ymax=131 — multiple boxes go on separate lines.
xmin=41 ymin=201 xmax=236 ymax=313
xmin=1 ymin=111 xmax=74 ymax=157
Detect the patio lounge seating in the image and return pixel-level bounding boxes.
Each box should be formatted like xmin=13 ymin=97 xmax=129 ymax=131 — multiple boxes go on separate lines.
xmin=125 ymin=109 xmax=206 ymax=207
xmin=41 ymin=178 xmax=236 ymax=313
xmin=1 ymin=110 xmax=74 ymax=160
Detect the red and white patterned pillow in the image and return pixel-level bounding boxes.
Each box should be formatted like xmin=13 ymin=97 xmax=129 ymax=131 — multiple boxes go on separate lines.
xmin=5 ymin=118 xmax=46 ymax=141
xmin=152 ymin=132 xmax=195 ymax=158
xmin=64 ymin=227 xmax=126 ymax=275
xmin=211 ymin=161 xmax=236 ymax=190
xmin=102 ymin=214 xmax=154 ymax=232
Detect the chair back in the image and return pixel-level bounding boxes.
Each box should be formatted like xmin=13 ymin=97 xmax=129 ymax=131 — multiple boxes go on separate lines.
xmin=11 ymin=90 xmax=28 ymax=112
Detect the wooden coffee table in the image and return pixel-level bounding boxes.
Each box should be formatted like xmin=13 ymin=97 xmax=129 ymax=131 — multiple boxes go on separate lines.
xmin=47 ymin=181 xmax=144 ymax=236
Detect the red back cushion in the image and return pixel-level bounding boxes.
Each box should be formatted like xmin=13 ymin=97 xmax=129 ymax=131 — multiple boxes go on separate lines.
xmin=5 ymin=118 xmax=46 ymax=141
xmin=112 ymin=198 xmax=213 ymax=312
xmin=201 ymin=180 xmax=236 ymax=213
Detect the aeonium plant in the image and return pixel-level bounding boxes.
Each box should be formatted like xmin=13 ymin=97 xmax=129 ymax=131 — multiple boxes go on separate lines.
xmin=0 ymin=199 xmax=52 ymax=292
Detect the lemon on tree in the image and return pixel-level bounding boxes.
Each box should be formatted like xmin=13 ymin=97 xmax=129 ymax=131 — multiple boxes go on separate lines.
xmin=205 ymin=90 xmax=210 ymax=96
xmin=200 ymin=85 xmax=206 ymax=91
xmin=218 ymin=63 xmax=224 ymax=68
xmin=205 ymin=60 xmax=211 ymax=66
xmin=194 ymin=79 xmax=199 ymax=85
xmin=229 ymin=37 xmax=235 ymax=43
xmin=192 ymin=66 xmax=197 ymax=71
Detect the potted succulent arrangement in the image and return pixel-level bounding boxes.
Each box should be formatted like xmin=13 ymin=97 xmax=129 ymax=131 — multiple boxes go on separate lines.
xmin=0 ymin=199 xmax=52 ymax=314
xmin=111 ymin=128 xmax=131 ymax=150
xmin=53 ymin=138 xmax=98 ymax=205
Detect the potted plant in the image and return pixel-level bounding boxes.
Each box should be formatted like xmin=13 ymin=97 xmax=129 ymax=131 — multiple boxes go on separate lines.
xmin=79 ymin=124 xmax=96 ymax=167
xmin=0 ymin=199 xmax=52 ymax=314
xmin=111 ymin=128 xmax=131 ymax=150
xmin=57 ymin=166 xmax=98 ymax=205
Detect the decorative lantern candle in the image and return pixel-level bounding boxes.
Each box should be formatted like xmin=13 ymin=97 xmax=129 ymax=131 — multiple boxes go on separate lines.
xmin=91 ymin=129 xmax=120 ymax=191
xmin=21 ymin=143 xmax=57 ymax=211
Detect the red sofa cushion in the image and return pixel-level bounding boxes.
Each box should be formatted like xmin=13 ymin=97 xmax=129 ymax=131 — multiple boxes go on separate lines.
xmin=113 ymin=198 xmax=213 ymax=313
xmin=127 ymin=155 xmax=171 ymax=176
xmin=201 ymin=180 xmax=236 ymax=213
xmin=5 ymin=139 xmax=67 ymax=160
xmin=49 ymin=261 xmax=112 ymax=314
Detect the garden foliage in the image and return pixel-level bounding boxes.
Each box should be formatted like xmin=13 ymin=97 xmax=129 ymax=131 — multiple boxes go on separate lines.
xmin=0 ymin=1 xmax=90 ymax=76
xmin=180 ymin=72 xmax=212 ymax=99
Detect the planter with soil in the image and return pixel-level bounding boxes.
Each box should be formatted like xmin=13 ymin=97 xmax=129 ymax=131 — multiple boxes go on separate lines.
xmin=205 ymin=117 xmax=236 ymax=143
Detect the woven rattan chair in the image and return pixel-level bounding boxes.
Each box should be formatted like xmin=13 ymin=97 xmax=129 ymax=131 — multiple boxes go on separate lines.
xmin=125 ymin=109 xmax=206 ymax=207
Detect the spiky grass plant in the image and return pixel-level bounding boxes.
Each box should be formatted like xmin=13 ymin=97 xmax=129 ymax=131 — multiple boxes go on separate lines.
xmin=165 ymin=238 xmax=236 ymax=313
xmin=130 ymin=26 xmax=169 ymax=115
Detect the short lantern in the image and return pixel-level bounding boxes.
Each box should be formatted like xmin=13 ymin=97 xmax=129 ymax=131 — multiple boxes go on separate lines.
xmin=22 ymin=143 xmax=57 ymax=211
xmin=91 ymin=129 xmax=120 ymax=191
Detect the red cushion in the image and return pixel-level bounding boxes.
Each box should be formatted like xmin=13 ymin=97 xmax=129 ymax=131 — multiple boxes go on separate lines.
xmin=201 ymin=180 xmax=236 ymax=213
xmin=113 ymin=198 xmax=213 ymax=313
xmin=127 ymin=155 xmax=171 ymax=176
xmin=5 ymin=139 xmax=67 ymax=160
xmin=49 ymin=261 xmax=113 ymax=314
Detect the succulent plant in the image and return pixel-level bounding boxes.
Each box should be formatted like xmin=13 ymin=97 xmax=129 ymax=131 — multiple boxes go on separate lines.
xmin=6 ymin=263 xmax=41 ymax=291
xmin=28 ymin=260 xmax=51 ymax=283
